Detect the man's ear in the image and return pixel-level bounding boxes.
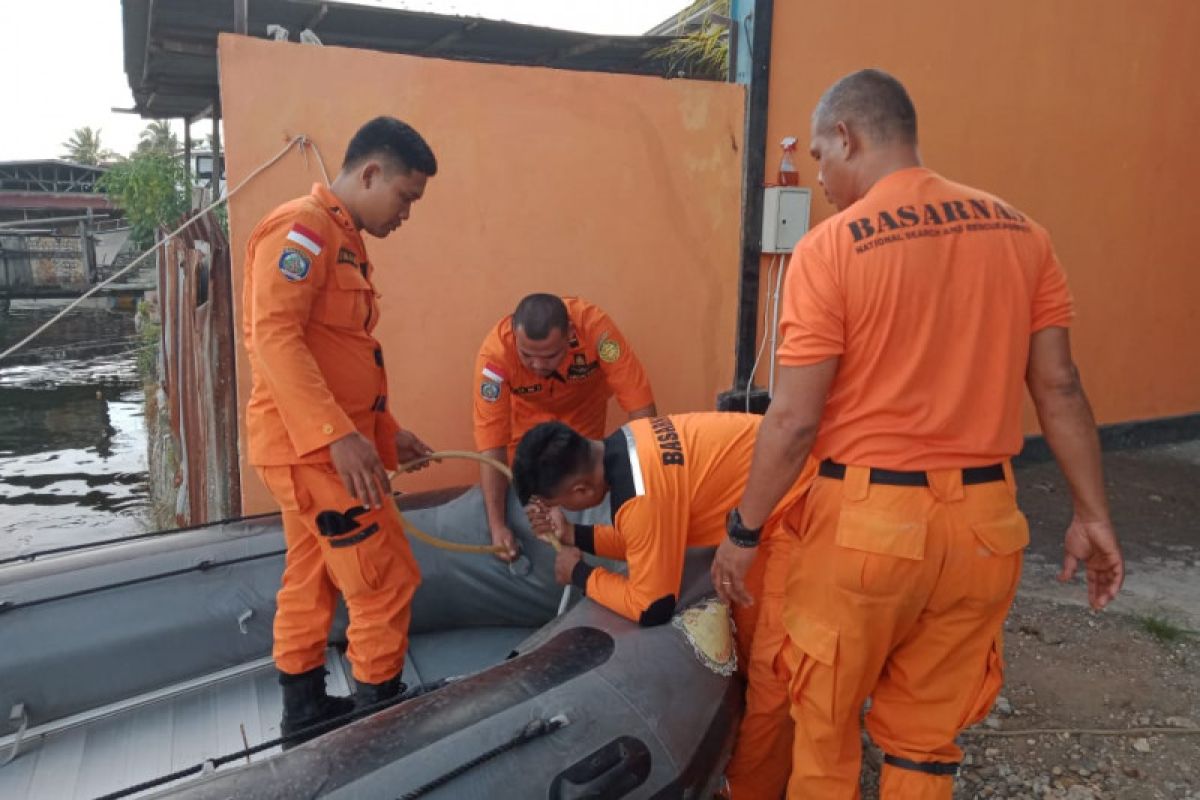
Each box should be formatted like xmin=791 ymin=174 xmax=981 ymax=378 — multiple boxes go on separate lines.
xmin=360 ymin=160 xmax=383 ymax=190
xmin=835 ymin=120 xmax=857 ymax=160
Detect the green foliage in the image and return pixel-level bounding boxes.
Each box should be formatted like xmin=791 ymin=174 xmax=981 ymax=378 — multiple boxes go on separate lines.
xmin=99 ymin=149 xmax=191 ymax=251
xmin=61 ymin=126 xmax=114 ymax=165
xmin=137 ymin=320 xmax=161 ymax=382
xmin=1141 ymin=615 xmax=1191 ymax=644
xmin=648 ymin=0 xmax=731 ymax=80
xmin=138 ymin=120 xmax=181 ymax=156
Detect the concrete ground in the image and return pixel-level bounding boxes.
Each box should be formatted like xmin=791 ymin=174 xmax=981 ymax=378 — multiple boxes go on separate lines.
xmin=1015 ymin=439 xmax=1200 ymax=631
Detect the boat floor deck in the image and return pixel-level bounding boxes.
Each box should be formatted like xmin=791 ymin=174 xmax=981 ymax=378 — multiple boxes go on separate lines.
xmin=0 ymin=627 xmax=535 ymax=799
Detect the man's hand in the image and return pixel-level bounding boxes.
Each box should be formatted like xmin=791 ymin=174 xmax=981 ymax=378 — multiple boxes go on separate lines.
xmin=490 ymin=523 xmax=520 ymax=562
xmin=394 ymin=429 xmax=435 ymax=471
xmin=1058 ymin=517 xmax=1124 ymax=610
xmin=329 ymin=432 xmax=390 ymax=509
xmin=555 ymin=546 xmax=582 ymax=586
xmin=711 ymin=537 xmax=758 ymax=607
xmin=524 ymin=499 xmax=574 ymax=546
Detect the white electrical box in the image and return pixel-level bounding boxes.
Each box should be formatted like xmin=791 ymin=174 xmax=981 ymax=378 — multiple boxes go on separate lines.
xmin=761 ymin=186 xmax=811 ymax=254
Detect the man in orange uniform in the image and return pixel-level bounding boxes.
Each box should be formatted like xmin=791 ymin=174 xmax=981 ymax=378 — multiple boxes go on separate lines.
xmin=473 ymin=293 xmax=656 ymax=560
xmin=712 ymin=70 xmax=1124 ymax=798
xmin=514 ymin=412 xmax=817 ymax=800
xmin=243 ymin=117 xmax=439 ymax=745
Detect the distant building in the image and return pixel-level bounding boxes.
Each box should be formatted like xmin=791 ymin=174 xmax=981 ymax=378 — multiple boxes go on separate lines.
xmin=185 ymin=149 xmax=226 ymax=196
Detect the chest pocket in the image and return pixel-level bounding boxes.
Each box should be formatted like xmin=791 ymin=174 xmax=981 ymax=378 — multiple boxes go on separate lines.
xmin=312 ymin=264 xmax=375 ymax=331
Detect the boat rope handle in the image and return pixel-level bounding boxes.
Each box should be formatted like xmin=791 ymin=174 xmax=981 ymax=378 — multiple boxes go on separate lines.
xmin=390 ymin=450 xmax=563 ymax=554
xmin=395 ymin=714 xmax=570 ymax=800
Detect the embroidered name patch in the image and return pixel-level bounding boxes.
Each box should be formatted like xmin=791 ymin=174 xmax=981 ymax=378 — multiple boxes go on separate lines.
xmin=278 ymin=248 xmax=311 ymax=282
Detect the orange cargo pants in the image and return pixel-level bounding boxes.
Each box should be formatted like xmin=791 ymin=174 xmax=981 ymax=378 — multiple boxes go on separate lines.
xmin=258 ymin=463 xmax=421 ymax=685
xmin=779 ymin=464 xmax=1027 ymax=799
xmin=726 ymin=528 xmax=800 ymax=800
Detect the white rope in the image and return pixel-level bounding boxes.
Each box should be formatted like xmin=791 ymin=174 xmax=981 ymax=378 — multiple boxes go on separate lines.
xmin=0 ymin=135 xmax=330 ymax=363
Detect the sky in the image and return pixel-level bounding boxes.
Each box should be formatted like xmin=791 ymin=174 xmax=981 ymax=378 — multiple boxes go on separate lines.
xmin=0 ymin=0 xmax=689 ymax=162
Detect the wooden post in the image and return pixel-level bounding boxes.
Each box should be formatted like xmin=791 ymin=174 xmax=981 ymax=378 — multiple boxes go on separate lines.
xmin=80 ymin=214 xmax=97 ymax=285
xmin=183 ymin=120 xmax=192 ymax=186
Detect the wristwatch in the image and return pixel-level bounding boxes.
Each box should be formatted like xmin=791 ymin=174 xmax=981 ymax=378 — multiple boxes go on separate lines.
xmin=726 ymin=508 xmax=762 ymax=548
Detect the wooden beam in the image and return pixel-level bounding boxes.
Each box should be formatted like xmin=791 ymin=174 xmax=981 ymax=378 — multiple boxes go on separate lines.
xmin=424 ymin=20 xmax=480 ymax=54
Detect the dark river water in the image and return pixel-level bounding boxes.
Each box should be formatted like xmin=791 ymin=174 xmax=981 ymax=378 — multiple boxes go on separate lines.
xmin=0 ymin=302 xmax=149 ymax=560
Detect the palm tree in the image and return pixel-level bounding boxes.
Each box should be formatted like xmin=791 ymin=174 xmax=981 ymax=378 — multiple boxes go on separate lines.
xmin=61 ymin=126 xmax=112 ymax=165
xmin=648 ymin=0 xmax=731 ymax=80
xmin=137 ymin=120 xmax=181 ymax=156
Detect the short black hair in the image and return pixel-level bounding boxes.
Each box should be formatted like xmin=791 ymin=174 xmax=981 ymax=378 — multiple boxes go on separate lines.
xmin=342 ymin=116 xmax=438 ymax=176
xmin=813 ymin=68 xmax=917 ymax=145
xmin=512 ymin=294 xmax=569 ymax=340
xmin=512 ymin=421 xmax=593 ymax=505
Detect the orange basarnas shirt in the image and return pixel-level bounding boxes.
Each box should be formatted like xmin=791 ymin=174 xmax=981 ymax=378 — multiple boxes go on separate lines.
xmin=778 ymin=167 xmax=1074 ymax=470
xmin=472 ymin=296 xmax=654 ymax=455
xmin=243 ymin=183 xmax=402 ymax=468
xmin=572 ymin=412 xmax=816 ymax=625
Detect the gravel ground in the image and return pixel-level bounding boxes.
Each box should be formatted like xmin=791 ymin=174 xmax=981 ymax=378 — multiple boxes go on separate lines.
xmin=857 ymin=594 xmax=1200 ymax=799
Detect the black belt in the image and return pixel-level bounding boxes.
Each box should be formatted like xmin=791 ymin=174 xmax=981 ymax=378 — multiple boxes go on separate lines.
xmin=818 ymin=459 xmax=1005 ymax=487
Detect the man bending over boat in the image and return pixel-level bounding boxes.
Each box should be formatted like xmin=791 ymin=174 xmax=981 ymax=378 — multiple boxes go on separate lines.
xmin=243 ymin=117 xmax=438 ymax=746
xmin=514 ymin=412 xmax=816 ymax=799
xmin=473 ymin=294 xmax=657 ymax=561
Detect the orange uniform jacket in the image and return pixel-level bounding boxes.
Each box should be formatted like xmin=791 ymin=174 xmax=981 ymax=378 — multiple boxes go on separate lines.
xmin=569 ymin=412 xmax=814 ymax=626
xmin=472 ymin=297 xmax=654 ymax=456
xmin=244 ymin=183 xmax=402 ymax=469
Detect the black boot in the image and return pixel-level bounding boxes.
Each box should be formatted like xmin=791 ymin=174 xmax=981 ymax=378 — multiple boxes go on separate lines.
xmin=354 ymin=675 xmax=406 ymax=715
xmin=279 ymin=667 xmax=356 ymax=750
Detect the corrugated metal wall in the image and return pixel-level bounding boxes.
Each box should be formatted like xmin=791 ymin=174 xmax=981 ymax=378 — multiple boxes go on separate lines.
xmin=155 ymin=212 xmax=240 ymax=524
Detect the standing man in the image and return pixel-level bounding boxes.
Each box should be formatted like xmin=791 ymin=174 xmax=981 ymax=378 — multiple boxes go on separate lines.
xmin=473 ymin=293 xmax=656 ymax=560
xmin=712 ymin=69 xmax=1124 ymax=798
xmin=243 ymin=117 xmax=439 ymax=745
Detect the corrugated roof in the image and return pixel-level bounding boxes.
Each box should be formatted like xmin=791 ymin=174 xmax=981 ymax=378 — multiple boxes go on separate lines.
xmin=122 ymin=0 xmax=701 ymax=121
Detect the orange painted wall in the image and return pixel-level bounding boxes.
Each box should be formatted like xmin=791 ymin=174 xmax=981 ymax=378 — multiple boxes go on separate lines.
xmin=218 ymin=35 xmax=745 ymax=514
xmin=763 ymin=0 xmax=1200 ymax=430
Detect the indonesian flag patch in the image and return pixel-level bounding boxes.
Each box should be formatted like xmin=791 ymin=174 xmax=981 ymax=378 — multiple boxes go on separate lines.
xmin=286 ymin=223 xmax=325 ymax=256
xmin=481 ymin=362 xmax=507 ymax=383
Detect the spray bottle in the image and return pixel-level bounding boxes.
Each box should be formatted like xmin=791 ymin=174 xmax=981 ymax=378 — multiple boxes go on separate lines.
xmin=778 ymin=136 xmax=799 ymax=186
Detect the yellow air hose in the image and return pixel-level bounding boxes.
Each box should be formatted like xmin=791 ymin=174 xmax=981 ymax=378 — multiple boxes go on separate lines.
xmin=389 ymin=450 xmax=562 ymax=554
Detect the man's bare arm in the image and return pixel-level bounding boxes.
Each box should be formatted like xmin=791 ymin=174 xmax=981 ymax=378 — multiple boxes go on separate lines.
xmin=480 ymin=446 xmax=518 ymax=561
xmin=1026 ymin=326 xmax=1123 ymax=609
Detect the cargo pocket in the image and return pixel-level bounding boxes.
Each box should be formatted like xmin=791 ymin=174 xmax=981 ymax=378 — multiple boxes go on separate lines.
xmin=833 ymin=506 xmax=927 ymax=597
xmin=958 ymin=636 xmax=1005 ymax=730
xmin=776 ymin=614 xmax=839 ymax=723
xmin=967 ymin=508 xmax=1029 ymax=606
xmin=316 ymin=505 xmax=393 ymax=597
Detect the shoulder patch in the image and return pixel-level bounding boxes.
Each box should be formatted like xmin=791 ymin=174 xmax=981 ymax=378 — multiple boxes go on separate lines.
xmin=598 ymin=334 xmax=621 ymax=364
xmin=278 ymin=248 xmax=312 ymax=282
xmin=286 ymin=222 xmax=325 ymax=256
xmin=481 ymin=362 xmax=507 ymax=383
xmin=480 ymin=380 xmax=501 ymax=402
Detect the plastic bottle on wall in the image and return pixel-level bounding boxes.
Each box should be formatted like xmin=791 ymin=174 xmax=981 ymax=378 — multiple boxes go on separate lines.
xmin=778 ymin=136 xmax=799 ymax=186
